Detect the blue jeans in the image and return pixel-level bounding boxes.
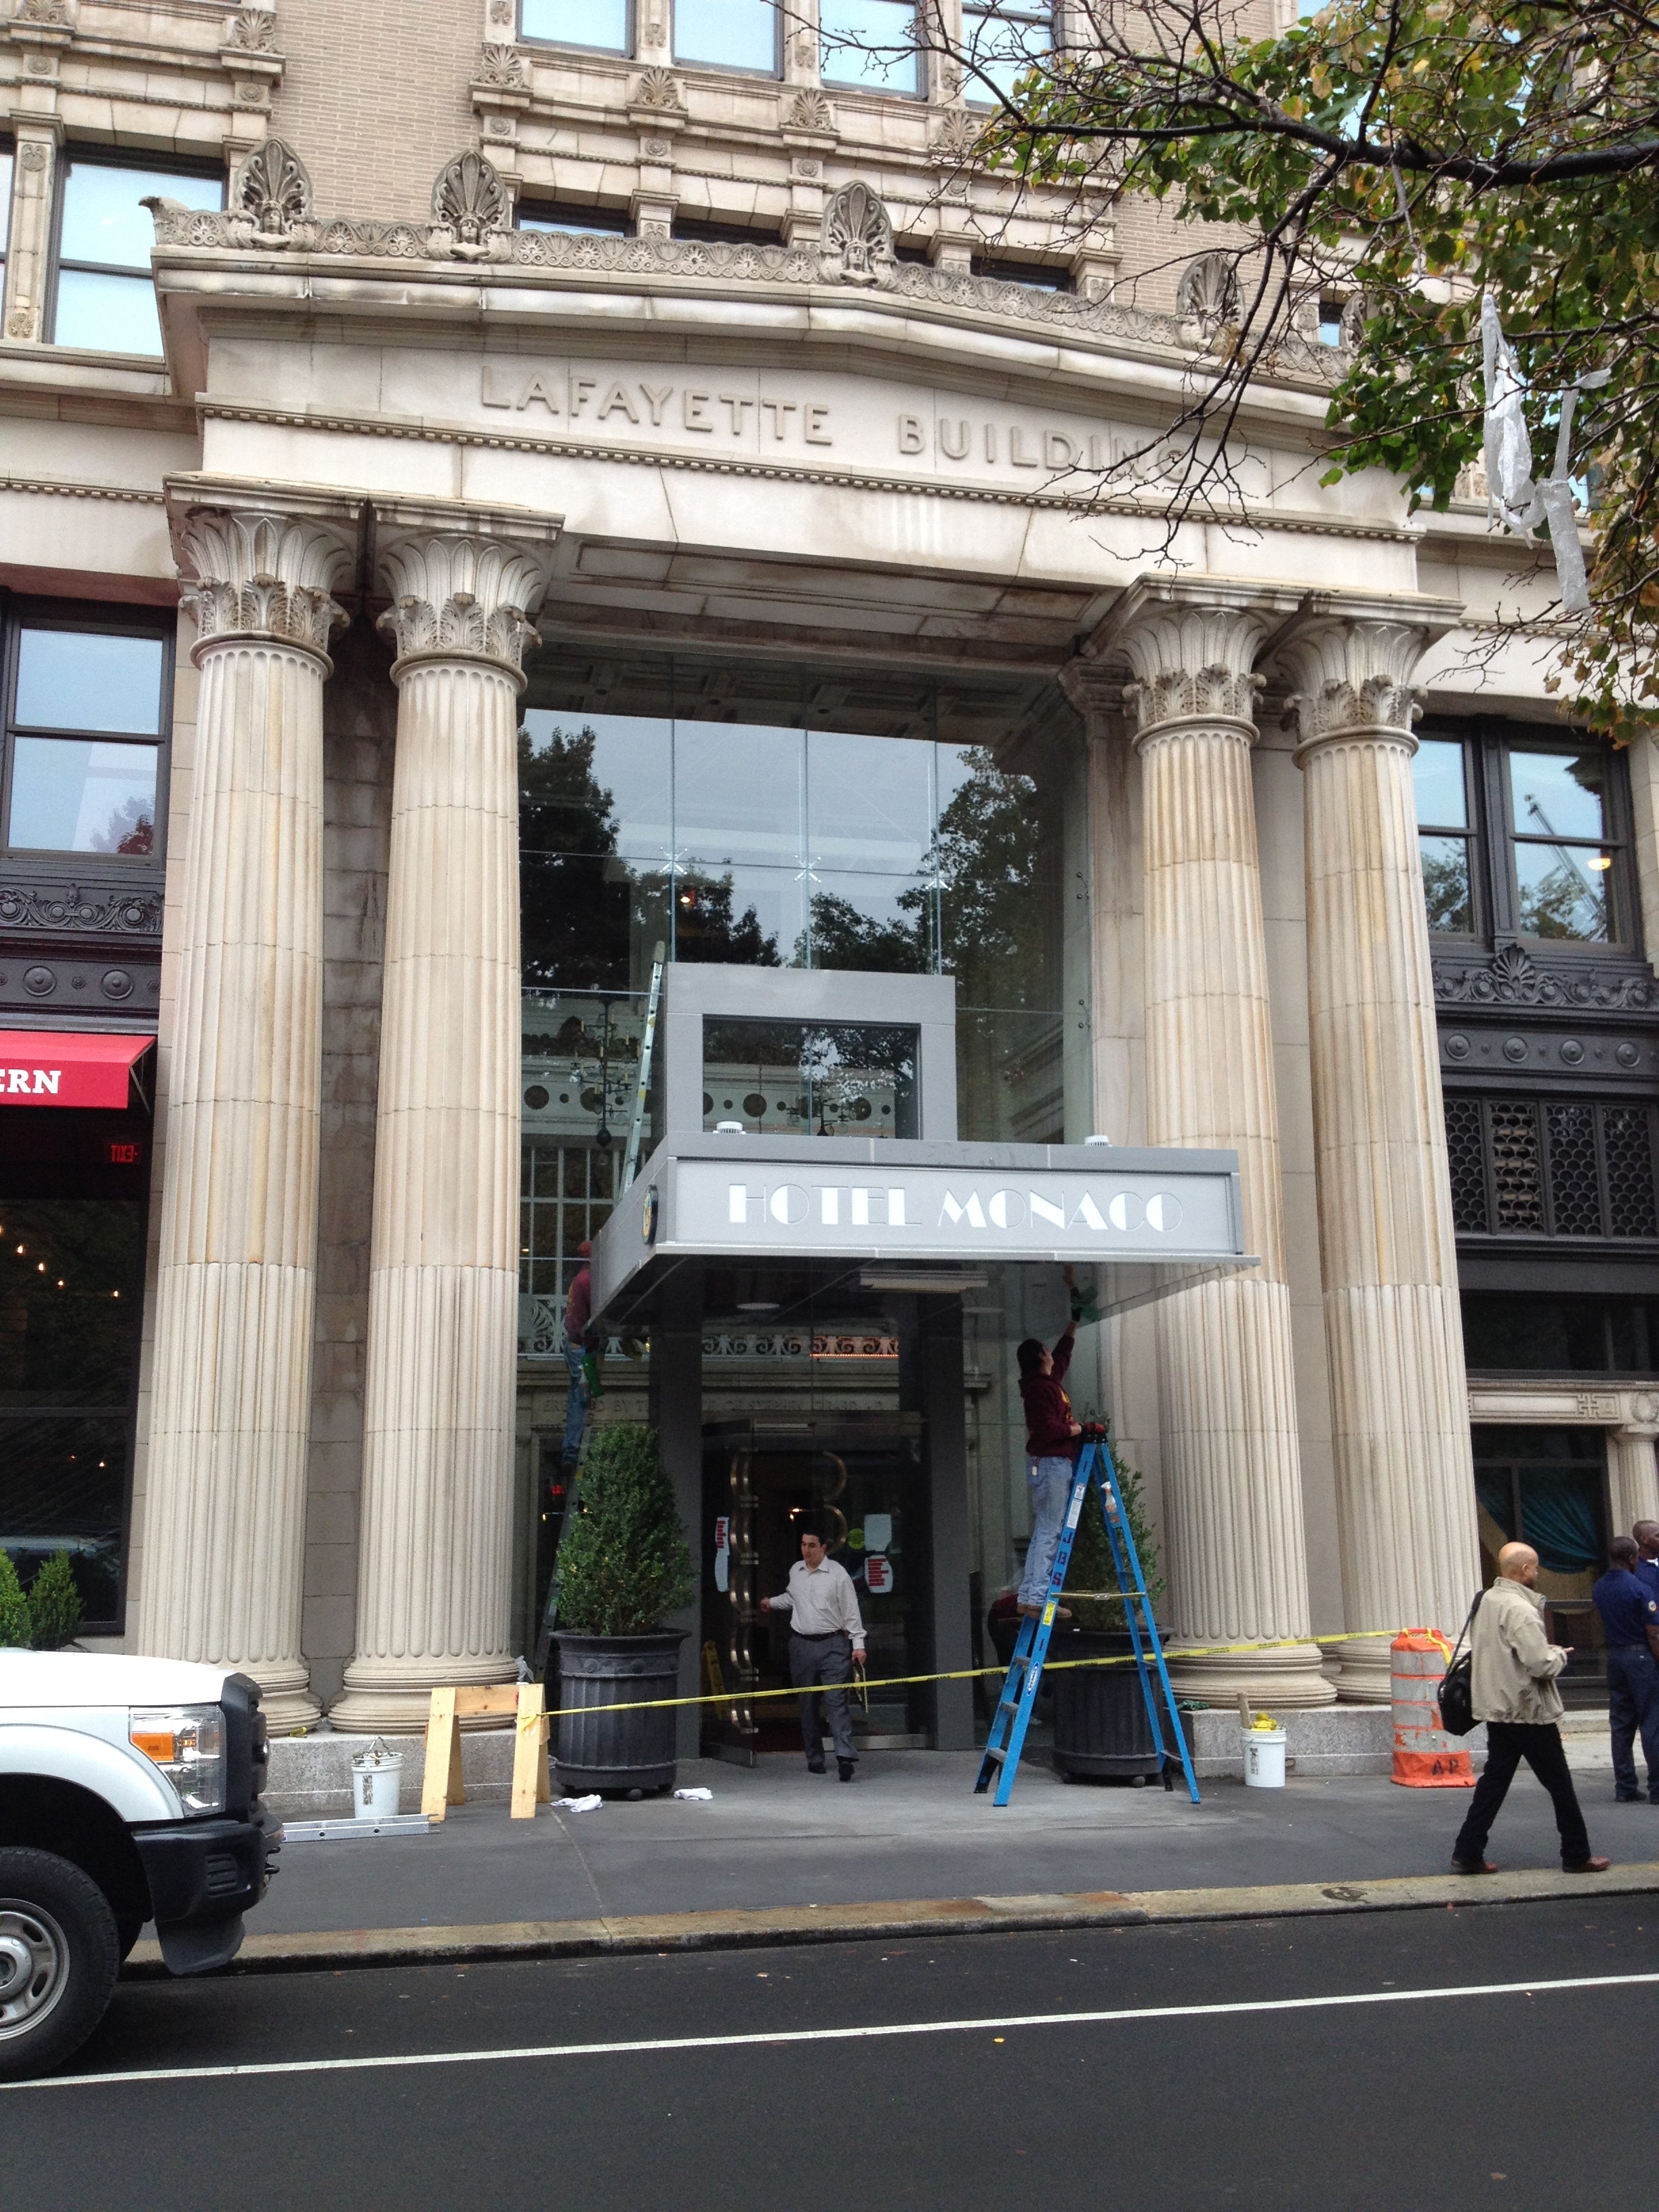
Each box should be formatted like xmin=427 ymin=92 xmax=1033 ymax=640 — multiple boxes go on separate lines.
xmin=560 ymin=1344 xmax=588 ymax=1466
xmin=1018 ymin=1455 xmax=1075 ymax=1607
xmin=1607 ymin=1645 xmax=1659 ymax=1799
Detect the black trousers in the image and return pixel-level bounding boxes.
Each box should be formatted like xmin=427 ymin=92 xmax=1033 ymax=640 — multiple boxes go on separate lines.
xmin=1453 ymin=1721 xmax=1592 ymax=1868
xmin=1607 ymin=1645 xmax=1659 ymax=1799
xmin=790 ymin=1631 xmax=857 ymax=1763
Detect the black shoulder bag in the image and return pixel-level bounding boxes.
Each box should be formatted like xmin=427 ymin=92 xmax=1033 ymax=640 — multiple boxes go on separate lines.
xmin=1437 ymin=1591 xmax=1484 ymax=1738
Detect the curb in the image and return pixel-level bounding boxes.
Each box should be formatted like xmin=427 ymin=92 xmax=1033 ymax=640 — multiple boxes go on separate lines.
xmin=124 ymin=1860 xmax=1659 ymax=1979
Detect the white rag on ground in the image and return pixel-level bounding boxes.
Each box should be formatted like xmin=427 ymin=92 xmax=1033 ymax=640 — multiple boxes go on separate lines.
xmin=552 ymin=1794 xmax=602 ymax=1811
xmin=672 ymin=1787 xmax=714 ymax=1801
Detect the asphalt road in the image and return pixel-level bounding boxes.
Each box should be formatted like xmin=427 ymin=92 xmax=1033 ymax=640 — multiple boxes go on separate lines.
xmin=7 ymin=1899 xmax=1658 ymax=2211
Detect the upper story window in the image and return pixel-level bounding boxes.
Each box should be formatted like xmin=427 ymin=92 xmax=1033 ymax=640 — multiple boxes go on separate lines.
xmin=821 ymin=0 xmax=921 ymax=95
xmin=972 ymin=253 xmax=1069 ymax=290
xmin=1413 ymin=722 xmax=1635 ymax=950
xmin=49 ymin=155 xmax=222 ymax=356
xmin=2 ymin=616 xmax=169 ymax=861
xmin=962 ymin=0 xmax=1052 ymax=103
xmin=519 ymin=201 xmax=631 ymax=235
xmin=676 ymin=0 xmax=780 ymax=73
xmin=0 ymin=144 xmax=14 ymax=280
xmin=520 ymin=0 xmax=631 ymax=54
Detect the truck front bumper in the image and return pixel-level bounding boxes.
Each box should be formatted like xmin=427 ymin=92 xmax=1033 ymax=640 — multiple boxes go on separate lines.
xmin=133 ymin=1807 xmax=282 ymax=1975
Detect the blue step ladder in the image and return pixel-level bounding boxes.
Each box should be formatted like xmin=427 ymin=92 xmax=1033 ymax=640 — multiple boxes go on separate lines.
xmin=975 ymin=1427 xmax=1200 ymax=1807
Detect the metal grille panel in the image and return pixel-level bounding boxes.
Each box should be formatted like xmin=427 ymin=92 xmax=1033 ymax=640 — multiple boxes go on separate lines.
xmin=1489 ymin=1103 xmax=1544 ymax=1231
xmin=1546 ymin=1103 xmax=1600 ymax=1234
xmin=1443 ymin=1095 xmax=1489 ymax=1233
xmin=1603 ymin=1107 xmax=1658 ymax=1237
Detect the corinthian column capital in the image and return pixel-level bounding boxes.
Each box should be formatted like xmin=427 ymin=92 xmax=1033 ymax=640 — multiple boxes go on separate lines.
xmin=375 ymin=507 xmax=559 ymax=683
xmin=167 ymin=479 xmax=357 ymax=667
xmin=1274 ymin=595 xmax=1462 ymax=759
xmin=1096 ymin=578 xmax=1301 ymax=746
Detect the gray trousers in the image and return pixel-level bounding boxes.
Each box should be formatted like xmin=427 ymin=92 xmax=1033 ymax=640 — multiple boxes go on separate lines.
xmin=790 ymin=1631 xmax=857 ymax=1763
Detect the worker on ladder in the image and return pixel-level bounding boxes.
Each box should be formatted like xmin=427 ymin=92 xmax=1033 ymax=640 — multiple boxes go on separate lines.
xmin=1015 ymin=1313 xmax=1082 ymax=1622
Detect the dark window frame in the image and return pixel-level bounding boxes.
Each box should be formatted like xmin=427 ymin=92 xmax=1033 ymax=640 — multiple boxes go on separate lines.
xmin=960 ymin=0 xmax=1057 ymax=106
xmin=0 ymin=594 xmax=176 ymax=869
xmin=1445 ymin=1089 xmax=1659 ymax=1242
xmin=518 ymin=0 xmax=635 ymax=58
xmin=1418 ymin=716 xmax=1639 ymax=956
xmin=45 ymin=144 xmax=225 ymax=354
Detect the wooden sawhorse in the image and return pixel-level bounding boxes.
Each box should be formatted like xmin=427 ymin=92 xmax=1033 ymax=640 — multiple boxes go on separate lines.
xmin=421 ymin=1682 xmax=551 ymax=1821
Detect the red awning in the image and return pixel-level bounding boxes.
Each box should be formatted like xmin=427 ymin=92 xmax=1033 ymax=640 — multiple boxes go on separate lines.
xmin=0 ymin=1031 xmax=155 ymax=1109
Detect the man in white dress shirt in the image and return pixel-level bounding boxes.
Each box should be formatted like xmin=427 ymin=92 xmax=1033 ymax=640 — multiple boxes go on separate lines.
xmin=761 ymin=1526 xmax=867 ymax=1780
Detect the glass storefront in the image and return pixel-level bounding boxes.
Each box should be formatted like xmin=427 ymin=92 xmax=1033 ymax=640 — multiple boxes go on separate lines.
xmin=514 ymin=652 xmax=1094 ymax=1683
xmin=1473 ymin=1424 xmax=1610 ymax=1700
xmin=0 ymin=1103 xmax=151 ymax=1629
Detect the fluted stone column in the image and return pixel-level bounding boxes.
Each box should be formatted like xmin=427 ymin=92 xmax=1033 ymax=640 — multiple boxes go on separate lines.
xmin=1277 ymin=607 xmax=1481 ymax=1700
xmin=139 ymin=497 xmax=354 ymax=1731
xmin=332 ymin=520 xmax=556 ymax=1732
xmin=1609 ymin=1425 xmax=1659 ymax=1537
xmin=1113 ymin=581 xmax=1332 ymax=1706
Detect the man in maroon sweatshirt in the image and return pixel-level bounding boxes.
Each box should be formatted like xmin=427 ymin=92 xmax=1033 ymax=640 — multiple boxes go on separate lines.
xmin=1015 ymin=1318 xmax=1082 ymax=1616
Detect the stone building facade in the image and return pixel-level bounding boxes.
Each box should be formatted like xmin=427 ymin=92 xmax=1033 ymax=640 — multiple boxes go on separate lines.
xmin=3 ymin=0 xmax=1657 ymax=1736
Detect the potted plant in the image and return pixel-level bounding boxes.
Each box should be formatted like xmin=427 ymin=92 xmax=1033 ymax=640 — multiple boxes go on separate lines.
xmin=1049 ymin=1448 xmax=1174 ymax=1784
xmin=552 ymin=1423 xmax=695 ymax=1797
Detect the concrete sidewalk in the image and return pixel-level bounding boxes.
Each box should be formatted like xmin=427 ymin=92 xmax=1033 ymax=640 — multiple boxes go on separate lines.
xmin=248 ymin=1747 xmax=1659 ymax=1941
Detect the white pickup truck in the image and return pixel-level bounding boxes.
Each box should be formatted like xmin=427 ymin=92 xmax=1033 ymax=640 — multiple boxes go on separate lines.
xmin=0 ymin=1650 xmax=281 ymax=2076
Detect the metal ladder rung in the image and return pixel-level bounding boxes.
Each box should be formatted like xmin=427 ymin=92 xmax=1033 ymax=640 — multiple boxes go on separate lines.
xmin=983 ymin=1744 xmax=1007 ymax=1763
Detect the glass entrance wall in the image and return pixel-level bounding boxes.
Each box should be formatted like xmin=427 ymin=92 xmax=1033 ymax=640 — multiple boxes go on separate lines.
xmin=1473 ymin=1423 xmax=1610 ymax=1700
xmin=516 ymin=650 xmax=1095 ymax=1709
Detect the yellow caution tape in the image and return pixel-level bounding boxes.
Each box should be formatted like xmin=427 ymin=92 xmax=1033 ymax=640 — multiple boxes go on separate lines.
xmin=520 ymin=1626 xmax=1417 ymax=1728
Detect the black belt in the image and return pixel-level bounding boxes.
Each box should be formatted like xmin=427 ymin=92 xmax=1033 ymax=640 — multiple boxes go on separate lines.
xmin=790 ymin=1628 xmax=848 ymax=1641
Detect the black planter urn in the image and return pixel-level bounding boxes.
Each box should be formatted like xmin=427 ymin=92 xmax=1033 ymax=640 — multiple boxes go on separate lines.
xmin=1050 ymin=1627 xmax=1170 ymax=1782
xmin=553 ymin=1630 xmax=686 ymax=1795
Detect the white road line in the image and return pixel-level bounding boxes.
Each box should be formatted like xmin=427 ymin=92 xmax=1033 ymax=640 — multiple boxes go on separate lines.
xmin=9 ymin=1969 xmax=1659 ymax=2091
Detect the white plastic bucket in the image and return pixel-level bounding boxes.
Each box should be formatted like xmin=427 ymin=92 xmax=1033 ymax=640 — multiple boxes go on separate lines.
xmin=1242 ymin=1727 xmax=1287 ymax=1788
xmin=350 ymin=1740 xmax=404 ymax=1820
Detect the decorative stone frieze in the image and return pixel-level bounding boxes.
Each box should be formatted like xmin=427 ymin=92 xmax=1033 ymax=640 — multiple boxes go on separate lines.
xmin=335 ymin=509 xmax=560 ymax=1733
xmin=476 ymin=40 xmax=528 ymax=88
xmin=1176 ymin=251 xmax=1240 ymax=346
xmin=1433 ymin=941 xmax=1659 ymax=1013
xmin=783 ymin=89 xmax=836 ymax=137
xmin=174 ymin=508 xmax=350 ymax=663
xmin=1100 ymin=578 xmax=1332 ymax=1706
xmin=0 ymin=878 xmax=163 ymax=935
xmin=631 ymin=64 xmax=686 ymax=110
xmin=929 ymin=110 xmax=986 ymax=165
xmin=140 ymin=483 xmax=359 ymax=1731
xmin=1276 ymin=598 xmax=1477 ymax=1700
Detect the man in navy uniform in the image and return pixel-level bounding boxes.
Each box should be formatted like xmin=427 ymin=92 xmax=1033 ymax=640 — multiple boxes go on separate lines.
xmin=1632 ymin=1519 xmax=1659 ymax=1607
xmin=1592 ymin=1536 xmax=1659 ymax=1805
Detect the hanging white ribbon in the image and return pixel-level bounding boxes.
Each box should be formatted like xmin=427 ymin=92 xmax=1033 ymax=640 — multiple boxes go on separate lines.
xmin=1480 ymin=291 xmax=1610 ymax=615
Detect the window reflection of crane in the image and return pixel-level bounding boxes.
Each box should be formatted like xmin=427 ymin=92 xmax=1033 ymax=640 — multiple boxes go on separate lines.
xmin=1520 ymin=790 xmax=1606 ymax=932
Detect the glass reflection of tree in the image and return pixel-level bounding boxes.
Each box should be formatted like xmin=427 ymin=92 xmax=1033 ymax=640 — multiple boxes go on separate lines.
xmin=518 ymin=722 xmax=779 ymax=983
xmin=1420 ymin=844 xmax=1473 ymax=933
xmin=914 ymin=748 xmax=1048 ymax=1008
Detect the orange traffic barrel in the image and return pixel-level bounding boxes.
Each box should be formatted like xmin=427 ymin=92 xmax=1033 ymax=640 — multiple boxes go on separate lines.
xmin=1391 ymin=1629 xmax=1474 ymax=1787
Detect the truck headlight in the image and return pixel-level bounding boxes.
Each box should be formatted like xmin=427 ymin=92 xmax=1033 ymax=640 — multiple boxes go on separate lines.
xmin=129 ymin=1705 xmax=227 ymax=1815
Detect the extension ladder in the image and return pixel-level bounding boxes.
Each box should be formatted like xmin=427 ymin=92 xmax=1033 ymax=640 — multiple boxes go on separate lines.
xmin=975 ymin=1427 xmax=1200 ymax=1807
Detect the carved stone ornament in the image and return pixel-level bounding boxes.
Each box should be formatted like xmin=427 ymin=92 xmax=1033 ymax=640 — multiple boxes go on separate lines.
xmin=784 ymin=89 xmax=834 ymax=136
xmin=175 ymin=510 xmax=352 ymax=661
xmin=20 ymin=143 xmax=49 ymax=171
xmin=226 ymin=7 xmax=279 ymax=51
xmin=1113 ymin=598 xmax=1274 ymax=740
xmin=632 ymin=64 xmax=685 ymax=110
xmin=477 ymin=40 xmax=528 ymax=88
xmin=1176 ymin=251 xmax=1241 ymax=344
xmin=819 ymin=181 xmax=895 ymax=287
xmin=430 ymin=149 xmax=508 ymax=260
xmin=1275 ymin=617 xmax=1431 ymax=753
xmin=0 ymin=880 xmax=163 ymax=937
xmin=1433 ymin=943 xmax=1659 ymax=1014
xmin=376 ymin=534 xmax=552 ymax=675
xmin=489 ymin=0 xmax=512 ymax=19
xmin=14 ymin=0 xmax=72 ymax=22
xmin=930 ymin=110 xmax=985 ymax=165
xmin=229 ymin=139 xmax=313 ymax=248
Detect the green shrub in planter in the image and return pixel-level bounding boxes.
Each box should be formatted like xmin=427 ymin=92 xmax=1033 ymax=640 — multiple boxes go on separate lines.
xmin=1066 ymin=1440 xmax=1164 ymax=1631
xmin=556 ymin=1424 xmax=695 ymax=1636
xmin=27 ymin=1550 xmax=82 ymax=1650
xmin=0 ymin=1551 xmax=30 ymax=1649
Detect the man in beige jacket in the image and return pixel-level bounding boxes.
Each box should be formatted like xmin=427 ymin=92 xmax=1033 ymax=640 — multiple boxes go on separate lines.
xmin=1451 ymin=1542 xmax=1610 ymax=1875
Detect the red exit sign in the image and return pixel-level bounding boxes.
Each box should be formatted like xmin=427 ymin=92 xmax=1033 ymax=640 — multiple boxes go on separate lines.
xmin=107 ymin=1142 xmax=142 ymax=1165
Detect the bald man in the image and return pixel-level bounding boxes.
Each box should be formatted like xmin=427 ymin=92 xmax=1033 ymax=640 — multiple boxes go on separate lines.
xmin=1451 ymin=1542 xmax=1609 ymax=1875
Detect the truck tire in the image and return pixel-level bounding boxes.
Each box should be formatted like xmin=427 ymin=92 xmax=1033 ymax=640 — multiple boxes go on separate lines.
xmin=0 ymin=1848 xmax=121 ymax=2079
